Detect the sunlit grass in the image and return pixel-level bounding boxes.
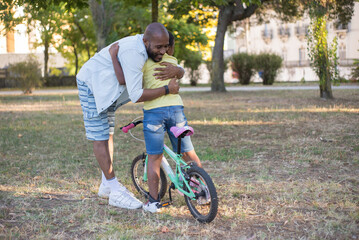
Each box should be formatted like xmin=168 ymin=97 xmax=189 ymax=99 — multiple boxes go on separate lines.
xmin=0 ymin=89 xmax=358 ymax=239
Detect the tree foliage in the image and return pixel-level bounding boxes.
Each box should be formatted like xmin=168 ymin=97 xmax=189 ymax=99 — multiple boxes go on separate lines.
xmin=0 ymin=0 xmax=87 ymax=31
xmin=56 ymin=7 xmax=97 ymax=75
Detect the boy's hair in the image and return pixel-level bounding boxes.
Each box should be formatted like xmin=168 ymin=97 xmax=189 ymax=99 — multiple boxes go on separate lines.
xmin=168 ymin=30 xmax=174 ymax=47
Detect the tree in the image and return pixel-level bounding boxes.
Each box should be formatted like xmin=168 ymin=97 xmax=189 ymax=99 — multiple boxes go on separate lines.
xmin=169 ymin=0 xmax=271 ymax=92
xmin=88 ymin=0 xmax=114 ymax=51
xmin=56 ymin=7 xmax=97 ymax=75
xmin=306 ymin=0 xmax=355 ymax=99
xmin=152 ymin=0 xmax=158 ymax=22
xmin=89 ymin=0 xmax=152 ymax=51
xmin=0 ymin=0 xmax=88 ymax=31
xmin=1 ymin=2 xmax=69 ymax=80
xmin=22 ymin=3 xmax=65 ymax=80
xmin=163 ymin=17 xmax=208 ymax=85
xmin=1 ymin=1 xmax=91 ymax=79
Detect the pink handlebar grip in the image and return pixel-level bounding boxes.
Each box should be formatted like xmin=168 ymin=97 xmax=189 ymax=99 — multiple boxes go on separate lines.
xmin=122 ymin=123 xmax=135 ymax=133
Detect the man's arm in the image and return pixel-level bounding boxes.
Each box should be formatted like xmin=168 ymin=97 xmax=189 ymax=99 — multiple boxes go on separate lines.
xmin=153 ymin=62 xmax=184 ymax=80
xmin=119 ymin=50 xmax=180 ymax=103
xmin=109 ymin=43 xmax=126 ymax=85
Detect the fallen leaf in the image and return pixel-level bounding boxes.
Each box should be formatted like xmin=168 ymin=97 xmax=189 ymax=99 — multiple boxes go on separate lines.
xmin=160 ymin=226 xmax=169 ymax=233
xmin=33 ymin=176 xmax=41 ymax=180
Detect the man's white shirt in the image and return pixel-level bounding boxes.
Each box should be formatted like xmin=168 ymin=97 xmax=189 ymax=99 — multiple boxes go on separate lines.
xmin=77 ymin=34 xmax=147 ymax=114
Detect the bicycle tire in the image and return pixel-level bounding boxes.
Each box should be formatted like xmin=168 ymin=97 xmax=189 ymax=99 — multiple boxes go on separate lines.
xmin=130 ymin=154 xmax=167 ymax=200
xmin=183 ymin=166 xmax=218 ymax=223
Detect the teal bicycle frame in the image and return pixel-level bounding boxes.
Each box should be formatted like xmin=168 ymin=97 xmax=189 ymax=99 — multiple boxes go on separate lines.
xmin=142 ymin=144 xmax=197 ymax=200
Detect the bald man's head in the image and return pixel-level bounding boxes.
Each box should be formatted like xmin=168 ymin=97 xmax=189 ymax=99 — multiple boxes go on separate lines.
xmin=143 ymin=22 xmax=169 ymax=42
xmin=143 ymin=22 xmax=169 ymax=62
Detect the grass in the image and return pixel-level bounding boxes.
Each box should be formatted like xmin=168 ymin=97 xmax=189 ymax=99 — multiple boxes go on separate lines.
xmin=0 ymin=89 xmax=358 ymax=239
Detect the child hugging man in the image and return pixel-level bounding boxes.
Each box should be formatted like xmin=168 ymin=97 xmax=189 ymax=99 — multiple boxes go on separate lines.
xmin=109 ymin=31 xmax=202 ymax=213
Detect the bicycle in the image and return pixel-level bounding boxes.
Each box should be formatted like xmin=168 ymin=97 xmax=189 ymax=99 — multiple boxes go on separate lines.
xmin=121 ymin=118 xmax=218 ymax=223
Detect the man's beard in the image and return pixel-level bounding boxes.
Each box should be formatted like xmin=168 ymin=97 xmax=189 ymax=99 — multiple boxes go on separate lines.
xmin=146 ymin=44 xmax=162 ymax=62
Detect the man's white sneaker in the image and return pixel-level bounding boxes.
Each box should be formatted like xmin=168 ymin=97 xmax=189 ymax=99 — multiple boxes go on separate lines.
xmin=98 ymin=183 xmax=111 ymax=198
xmin=143 ymin=201 xmax=161 ymax=213
xmin=98 ymin=181 xmax=136 ymax=199
xmin=109 ymin=191 xmax=143 ymax=209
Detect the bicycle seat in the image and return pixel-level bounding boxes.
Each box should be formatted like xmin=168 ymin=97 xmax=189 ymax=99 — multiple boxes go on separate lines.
xmin=170 ymin=126 xmax=194 ymax=138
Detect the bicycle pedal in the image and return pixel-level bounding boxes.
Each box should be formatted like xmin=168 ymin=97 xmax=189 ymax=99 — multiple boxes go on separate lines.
xmin=158 ymin=201 xmax=172 ymax=208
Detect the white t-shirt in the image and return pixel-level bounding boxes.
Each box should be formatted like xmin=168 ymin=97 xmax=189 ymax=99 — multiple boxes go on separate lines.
xmin=77 ymin=34 xmax=147 ymax=114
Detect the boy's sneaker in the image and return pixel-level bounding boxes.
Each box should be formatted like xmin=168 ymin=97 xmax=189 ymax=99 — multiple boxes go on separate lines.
xmin=143 ymin=201 xmax=161 ymax=213
xmin=98 ymin=183 xmax=111 ymax=198
xmin=109 ymin=191 xmax=143 ymax=209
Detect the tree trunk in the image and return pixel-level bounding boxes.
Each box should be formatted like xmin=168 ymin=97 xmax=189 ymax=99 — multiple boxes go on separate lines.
xmin=211 ymin=6 xmax=232 ymax=92
xmin=74 ymin=18 xmax=91 ymax=59
xmin=211 ymin=1 xmax=260 ymax=92
xmin=152 ymin=0 xmax=158 ymax=22
xmin=44 ymin=37 xmax=49 ymax=80
xmin=318 ymin=15 xmax=334 ymax=99
xmin=319 ymin=60 xmax=333 ymax=99
xmin=89 ymin=0 xmax=112 ymax=51
xmin=73 ymin=44 xmax=79 ymax=75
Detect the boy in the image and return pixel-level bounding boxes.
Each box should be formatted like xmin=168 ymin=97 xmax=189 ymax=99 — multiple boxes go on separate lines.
xmin=109 ymin=31 xmax=202 ymax=213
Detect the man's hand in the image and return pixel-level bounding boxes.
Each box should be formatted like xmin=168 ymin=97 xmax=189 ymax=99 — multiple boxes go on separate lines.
xmin=153 ymin=62 xmax=183 ymax=80
xmin=168 ymin=78 xmax=180 ymax=94
xmin=109 ymin=43 xmax=119 ymax=58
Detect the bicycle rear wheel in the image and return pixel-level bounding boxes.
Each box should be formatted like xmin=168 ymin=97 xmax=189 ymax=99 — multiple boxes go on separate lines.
xmin=130 ymin=154 xmax=167 ymax=200
xmin=184 ymin=166 xmax=218 ymax=223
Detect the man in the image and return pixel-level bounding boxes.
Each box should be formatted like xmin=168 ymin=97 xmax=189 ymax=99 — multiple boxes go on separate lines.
xmin=76 ymin=23 xmax=184 ymax=209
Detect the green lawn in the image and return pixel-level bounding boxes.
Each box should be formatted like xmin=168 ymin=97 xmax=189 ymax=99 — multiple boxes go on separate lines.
xmin=0 ymin=89 xmax=358 ymax=239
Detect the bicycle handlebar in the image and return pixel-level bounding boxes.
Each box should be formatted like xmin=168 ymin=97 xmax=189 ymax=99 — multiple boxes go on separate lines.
xmin=120 ymin=120 xmax=143 ymax=133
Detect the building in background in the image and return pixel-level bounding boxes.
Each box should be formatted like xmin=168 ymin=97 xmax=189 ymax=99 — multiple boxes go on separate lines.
xmin=224 ymin=2 xmax=359 ymax=83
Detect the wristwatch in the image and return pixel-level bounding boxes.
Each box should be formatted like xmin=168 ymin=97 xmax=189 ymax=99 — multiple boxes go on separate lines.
xmin=164 ymin=85 xmax=169 ymax=95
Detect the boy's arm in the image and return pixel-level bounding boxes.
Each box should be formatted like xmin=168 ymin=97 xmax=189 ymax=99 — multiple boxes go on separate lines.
xmin=109 ymin=43 xmax=126 ymax=85
xmin=153 ymin=62 xmax=184 ymax=80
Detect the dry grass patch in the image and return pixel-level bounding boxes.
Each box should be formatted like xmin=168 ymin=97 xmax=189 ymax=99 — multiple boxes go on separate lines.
xmin=1 ymin=89 xmax=358 ymax=239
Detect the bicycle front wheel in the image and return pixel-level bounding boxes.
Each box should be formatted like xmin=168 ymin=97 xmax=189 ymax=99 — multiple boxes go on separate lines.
xmin=130 ymin=154 xmax=167 ymax=200
xmin=184 ymin=166 xmax=218 ymax=223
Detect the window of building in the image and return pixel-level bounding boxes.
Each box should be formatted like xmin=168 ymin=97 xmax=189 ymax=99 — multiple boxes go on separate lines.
xmin=339 ymin=43 xmax=346 ymax=60
xmin=299 ymin=47 xmax=306 ymax=65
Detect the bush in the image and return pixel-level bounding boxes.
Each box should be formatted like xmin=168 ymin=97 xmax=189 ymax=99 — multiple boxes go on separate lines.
xmin=351 ymin=59 xmax=359 ymax=81
xmin=231 ymin=52 xmax=256 ymax=85
xmin=255 ymin=53 xmax=283 ymax=85
xmin=8 ymin=56 xmax=43 ymax=94
xmin=184 ymin=51 xmax=202 ymax=86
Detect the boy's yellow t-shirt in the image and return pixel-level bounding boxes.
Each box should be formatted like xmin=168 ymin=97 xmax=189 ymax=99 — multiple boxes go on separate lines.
xmin=142 ymin=53 xmax=183 ymax=110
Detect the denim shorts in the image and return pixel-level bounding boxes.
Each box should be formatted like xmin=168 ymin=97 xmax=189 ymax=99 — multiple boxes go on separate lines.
xmin=143 ymin=105 xmax=194 ymax=155
xmin=77 ymin=79 xmax=116 ymax=141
